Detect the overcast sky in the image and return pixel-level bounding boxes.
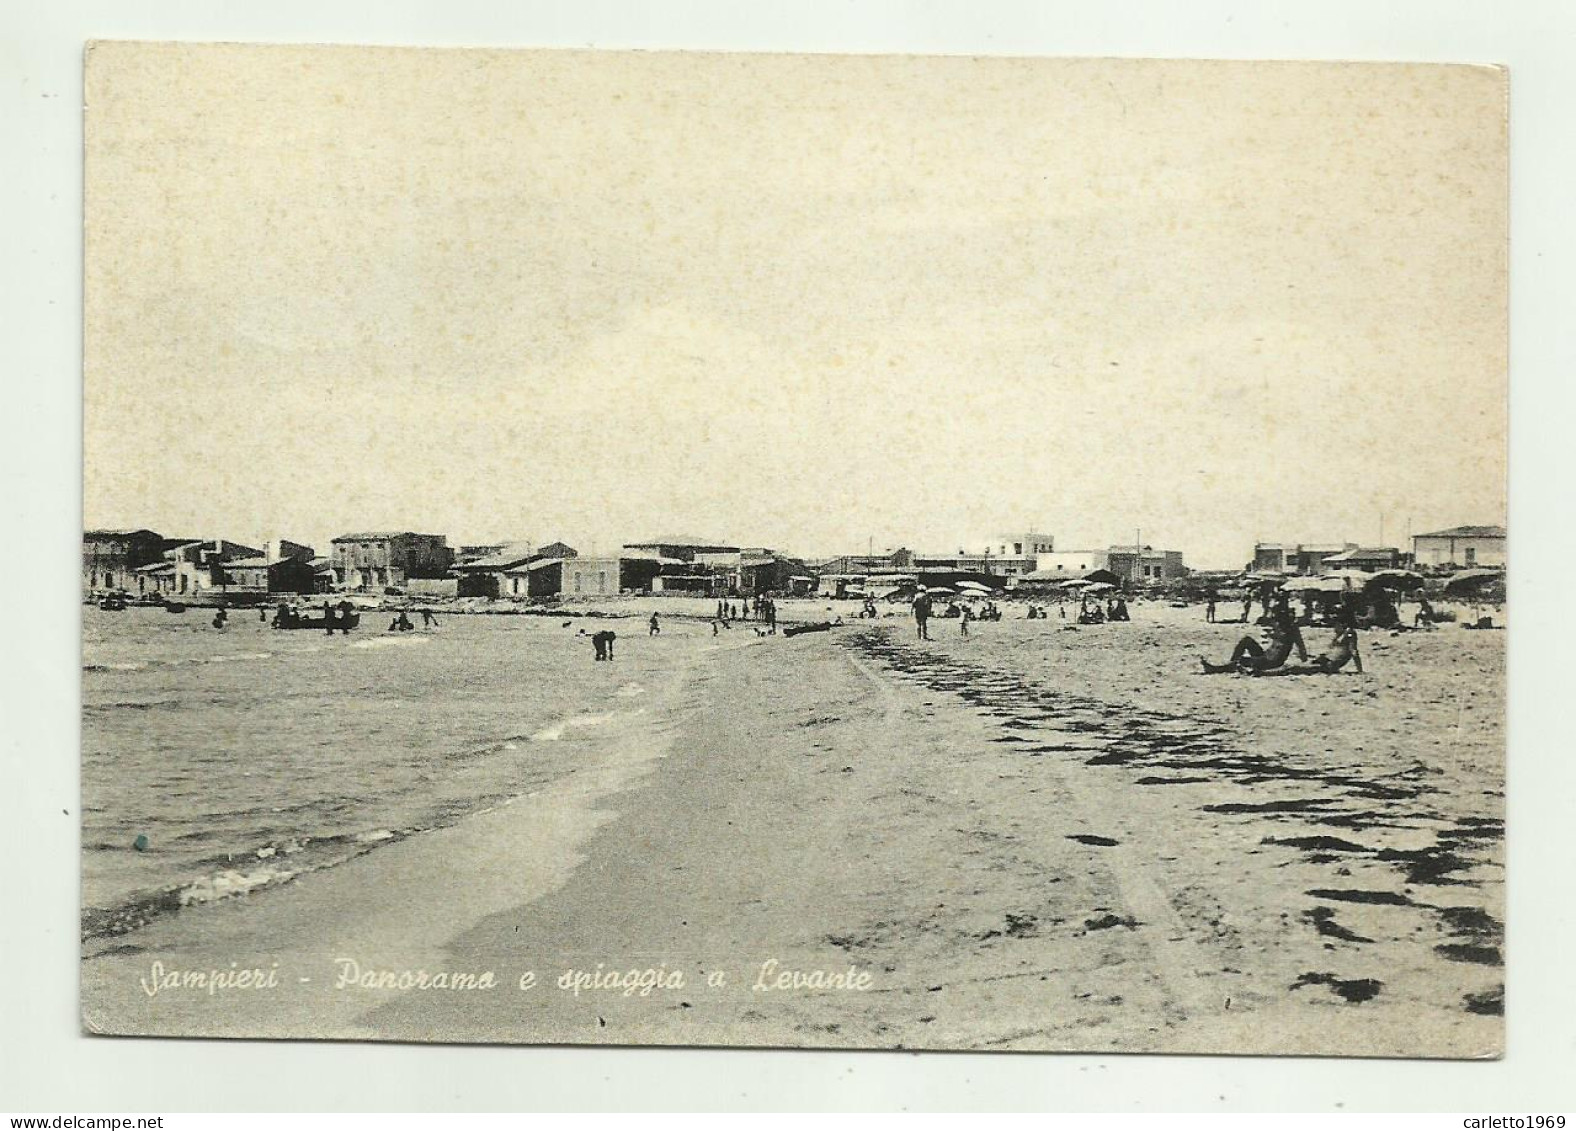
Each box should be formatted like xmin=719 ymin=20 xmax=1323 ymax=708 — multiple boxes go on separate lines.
xmin=84 ymin=46 xmax=1507 ymax=568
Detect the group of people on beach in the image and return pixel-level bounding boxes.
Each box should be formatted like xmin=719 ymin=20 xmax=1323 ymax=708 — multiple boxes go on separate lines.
xmin=1078 ymin=595 xmax=1129 ymax=624
xmin=713 ymin=595 xmax=777 ymax=635
xmin=1200 ymin=590 xmax=1363 ymax=677
xmin=385 ymin=608 xmax=438 ymax=632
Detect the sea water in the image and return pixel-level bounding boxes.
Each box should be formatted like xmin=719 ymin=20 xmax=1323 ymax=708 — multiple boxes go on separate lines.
xmin=80 ymin=607 xmax=651 ymax=943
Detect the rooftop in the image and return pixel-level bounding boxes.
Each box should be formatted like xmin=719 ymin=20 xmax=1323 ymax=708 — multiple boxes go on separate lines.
xmin=84 ymin=528 xmax=161 ymax=540
xmin=331 ymin=532 xmax=448 ymax=542
xmin=1416 ymin=525 xmax=1506 ymax=540
xmin=626 ymin=535 xmax=738 ymax=549
xmin=453 ymin=542 xmax=537 ymax=570
xmin=1324 ymin=547 xmax=1400 ymax=560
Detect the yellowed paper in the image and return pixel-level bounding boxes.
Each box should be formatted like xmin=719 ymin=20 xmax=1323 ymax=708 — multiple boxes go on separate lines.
xmin=82 ymin=43 xmax=1507 ymax=1056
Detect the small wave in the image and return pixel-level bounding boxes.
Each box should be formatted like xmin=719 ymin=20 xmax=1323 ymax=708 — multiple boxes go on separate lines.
xmin=349 ymin=636 xmax=432 ymax=650
xmin=82 ymin=826 xmax=416 ymax=941
xmin=84 ymin=651 xmax=277 ymax=674
xmin=179 ymin=864 xmax=299 ymax=906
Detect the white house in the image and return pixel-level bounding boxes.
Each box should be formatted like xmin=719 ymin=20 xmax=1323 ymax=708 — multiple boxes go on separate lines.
xmin=1412 ymin=525 xmax=1506 ymax=569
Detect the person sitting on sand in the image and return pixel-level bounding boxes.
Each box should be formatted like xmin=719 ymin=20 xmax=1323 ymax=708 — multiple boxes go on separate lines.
xmin=1271 ymin=593 xmax=1307 ymax=661
xmin=1199 ymin=619 xmax=1295 ymax=675
xmin=1254 ymin=622 xmax=1363 ymax=676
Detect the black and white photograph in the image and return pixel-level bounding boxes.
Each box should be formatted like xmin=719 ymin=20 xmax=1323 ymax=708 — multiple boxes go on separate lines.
xmin=76 ymin=43 xmax=1508 ymax=1060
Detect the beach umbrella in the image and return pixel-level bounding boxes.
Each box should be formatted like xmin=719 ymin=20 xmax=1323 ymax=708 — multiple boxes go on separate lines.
xmin=957 ymin=581 xmax=993 ymax=594
xmin=1444 ymin=568 xmax=1503 ymax=593
xmin=925 ymin=586 xmax=956 ymax=597
xmin=1280 ymin=576 xmax=1346 ymax=593
xmin=1084 ymin=582 xmax=1115 ymax=593
xmin=1321 ymin=570 xmax=1373 ymax=588
xmin=1368 ymin=569 xmax=1424 ymax=591
xmin=1059 ymin=579 xmax=1093 ymax=589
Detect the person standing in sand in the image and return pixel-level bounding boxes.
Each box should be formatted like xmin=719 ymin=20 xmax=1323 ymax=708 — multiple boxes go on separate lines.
xmin=959 ymin=604 xmax=971 ymax=637
xmin=912 ymin=589 xmax=932 ymax=641
xmin=649 ymin=612 xmax=660 ymax=636
xmin=1206 ymin=595 xmax=1217 ymax=623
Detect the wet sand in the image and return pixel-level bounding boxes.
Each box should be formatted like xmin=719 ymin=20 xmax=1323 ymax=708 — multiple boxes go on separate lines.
xmin=82 ymin=604 xmax=1503 ymax=1057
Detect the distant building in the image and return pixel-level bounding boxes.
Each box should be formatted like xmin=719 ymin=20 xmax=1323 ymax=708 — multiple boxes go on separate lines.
xmin=915 ymin=550 xmax=1040 ymax=577
xmin=739 ymin=550 xmax=814 ymax=595
xmin=1104 ymin=545 xmax=1187 ymax=584
xmin=812 ymin=548 xmax=916 ymax=576
xmin=130 ymin=538 xmax=263 ymax=597
xmin=83 ymin=528 xmax=164 ymax=593
xmin=455 ymin=543 xmax=510 ymax=566
xmin=1033 ymin=550 xmax=1108 ymax=578
xmin=623 ymin=536 xmax=741 ymax=562
xmin=264 ymin=539 xmax=315 ymax=564
xmin=330 ymin=532 xmax=453 ymax=590
xmin=968 ymin=532 xmax=1055 ymax=559
xmin=621 ymin=537 xmax=744 ymax=595
xmin=1251 ymin=542 xmax=1357 ymax=575
xmin=1321 ymin=546 xmax=1404 ymax=572
xmin=218 ymin=556 xmax=320 ymax=595
xmin=517 ymin=555 xmax=662 ymax=599
xmin=913 ymin=532 xmax=1054 ymax=577
xmin=452 ymin=543 xmax=538 ymax=598
xmin=1412 ymin=525 xmax=1506 ymax=569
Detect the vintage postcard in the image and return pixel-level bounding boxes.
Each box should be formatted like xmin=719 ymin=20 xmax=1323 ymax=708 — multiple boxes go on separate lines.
xmin=81 ymin=43 xmax=1507 ymax=1056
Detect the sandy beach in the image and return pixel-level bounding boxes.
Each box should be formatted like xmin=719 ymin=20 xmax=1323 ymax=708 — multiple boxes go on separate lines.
xmin=81 ymin=600 xmax=1503 ymax=1057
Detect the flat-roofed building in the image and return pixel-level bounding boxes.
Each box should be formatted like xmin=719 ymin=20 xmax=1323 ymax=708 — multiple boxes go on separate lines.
xmin=330 ymin=532 xmax=453 ymax=591
xmin=1412 ymin=525 xmax=1506 ymax=569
